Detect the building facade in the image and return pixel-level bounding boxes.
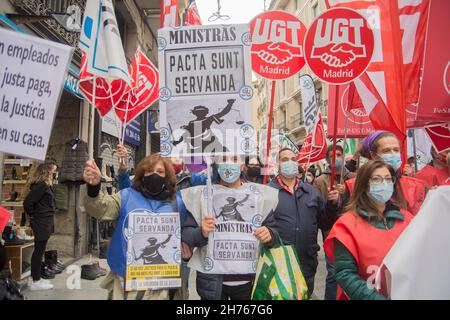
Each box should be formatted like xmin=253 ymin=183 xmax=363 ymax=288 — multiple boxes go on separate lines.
xmin=256 ymin=0 xmax=329 ymax=148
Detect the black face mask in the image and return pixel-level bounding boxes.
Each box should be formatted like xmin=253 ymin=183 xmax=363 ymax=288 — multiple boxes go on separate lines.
xmin=139 ymin=174 xmax=170 ymax=200
xmin=247 ymin=167 xmax=261 ymax=178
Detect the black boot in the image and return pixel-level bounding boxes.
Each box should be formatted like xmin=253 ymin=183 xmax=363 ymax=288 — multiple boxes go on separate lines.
xmin=44 ymin=250 xmax=57 ymax=265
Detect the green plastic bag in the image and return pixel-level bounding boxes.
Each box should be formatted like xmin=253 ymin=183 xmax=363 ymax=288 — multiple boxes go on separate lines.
xmin=251 ymin=241 xmax=309 ymax=300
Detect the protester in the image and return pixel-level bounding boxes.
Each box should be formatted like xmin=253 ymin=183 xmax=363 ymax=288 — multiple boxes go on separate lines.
xmin=415 ymin=147 xmax=449 ymax=188
xmin=345 ymin=131 xmax=426 ymax=215
xmin=114 ymin=145 xmax=216 ymax=299
xmin=324 ymin=160 xmax=413 ymax=300
xmin=23 ymin=160 xmax=58 ymax=291
xmin=344 ymin=140 xmax=363 ymax=173
xmin=180 ymin=155 xmax=279 ymax=300
xmin=268 ymin=147 xmax=339 ymax=296
xmin=243 ymin=156 xmax=264 ymax=184
xmin=305 ymin=167 xmax=316 ymax=185
xmin=313 ymin=145 xmax=356 ymax=300
xmin=297 ymin=165 xmax=305 ymax=181
xmin=83 ymin=155 xmax=183 ymax=300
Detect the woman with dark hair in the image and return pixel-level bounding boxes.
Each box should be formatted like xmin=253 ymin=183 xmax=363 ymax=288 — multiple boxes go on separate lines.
xmin=23 ymin=160 xmax=58 ymax=291
xmin=324 ymin=160 xmax=413 ymax=300
xmin=345 ymin=130 xmax=426 ymax=215
xmin=243 ymin=156 xmax=264 ymax=184
xmin=83 ymin=154 xmax=182 ymax=300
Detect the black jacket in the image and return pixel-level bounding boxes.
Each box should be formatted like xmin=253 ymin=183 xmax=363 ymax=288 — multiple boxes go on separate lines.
xmin=268 ymin=177 xmax=339 ymax=294
xmin=181 ymin=200 xmax=278 ymax=300
xmin=23 ymin=182 xmax=55 ymax=240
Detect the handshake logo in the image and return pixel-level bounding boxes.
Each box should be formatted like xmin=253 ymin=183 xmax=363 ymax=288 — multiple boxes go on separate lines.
xmin=311 ymin=17 xmax=367 ymax=68
xmin=252 ymin=42 xmax=303 ymax=65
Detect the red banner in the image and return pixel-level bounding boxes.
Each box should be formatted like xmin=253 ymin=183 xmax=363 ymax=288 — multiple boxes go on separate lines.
xmin=0 ymin=205 xmax=13 ymax=234
xmin=297 ymin=113 xmax=327 ymax=164
xmin=327 ymin=84 xmax=375 ymax=138
xmin=416 ymin=0 xmax=450 ymax=122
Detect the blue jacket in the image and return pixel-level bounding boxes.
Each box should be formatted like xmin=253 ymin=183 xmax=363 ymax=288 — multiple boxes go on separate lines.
xmin=107 ymin=188 xmax=186 ymax=278
xmin=268 ymin=177 xmax=338 ymax=295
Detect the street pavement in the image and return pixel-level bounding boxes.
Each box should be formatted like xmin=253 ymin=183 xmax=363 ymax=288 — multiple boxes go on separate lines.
xmin=22 ymin=238 xmax=327 ymax=300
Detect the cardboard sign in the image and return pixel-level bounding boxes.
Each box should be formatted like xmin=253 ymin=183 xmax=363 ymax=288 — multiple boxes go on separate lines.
xmin=125 ymin=210 xmax=181 ymax=291
xmin=250 ymin=11 xmax=307 ymax=80
xmin=158 ymin=24 xmax=255 ymax=157
xmin=304 ymin=8 xmax=374 ymax=84
xmin=0 ymin=28 xmax=73 ymax=160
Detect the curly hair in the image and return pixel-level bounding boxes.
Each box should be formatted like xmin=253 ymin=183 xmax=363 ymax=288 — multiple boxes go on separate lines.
xmin=30 ymin=160 xmax=57 ymax=186
xmin=131 ymin=155 xmax=177 ymax=197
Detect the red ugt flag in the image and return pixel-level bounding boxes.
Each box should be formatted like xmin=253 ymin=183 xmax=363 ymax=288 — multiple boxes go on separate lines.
xmin=114 ymin=49 xmax=159 ymax=124
xmin=185 ymin=0 xmax=202 ymax=26
xmin=297 ymin=113 xmax=327 ymax=165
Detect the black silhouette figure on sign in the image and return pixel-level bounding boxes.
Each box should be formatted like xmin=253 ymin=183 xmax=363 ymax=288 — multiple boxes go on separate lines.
xmin=216 ymin=194 xmax=250 ymax=222
xmin=135 ymin=234 xmax=172 ymax=265
xmin=172 ymin=99 xmax=236 ymax=153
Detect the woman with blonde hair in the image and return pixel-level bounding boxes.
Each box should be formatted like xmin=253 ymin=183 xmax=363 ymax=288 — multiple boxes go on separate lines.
xmin=83 ymin=154 xmax=181 ymax=300
xmin=23 ymin=160 xmax=58 ymax=291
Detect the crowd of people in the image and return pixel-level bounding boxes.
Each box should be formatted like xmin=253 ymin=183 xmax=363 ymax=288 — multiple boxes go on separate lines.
xmin=19 ymin=129 xmax=448 ymax=300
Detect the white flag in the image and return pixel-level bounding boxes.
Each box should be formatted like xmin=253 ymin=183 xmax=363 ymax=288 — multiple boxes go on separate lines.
xmin=79 ymin=0 xmax=130 ymax=83
xmin=378 ymin=186 xmax=450 ymax=299
xmin=299 ymin=75 xmax=318 ymax=135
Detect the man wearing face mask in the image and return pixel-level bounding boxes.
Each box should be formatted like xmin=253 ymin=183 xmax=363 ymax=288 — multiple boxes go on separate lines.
xmin=180 ymin=155 xmax=279 ymax=300
xmin=268 ymin=148 xmax=339 ymax=296
xmin=313 ymin=145 xmax=356 ymax=300
xmin=415 ymin=147 xmax=449 ymax=188
xmin=344 ymin=131 xmax=426 ymax=215
xmin=83 ymin=155 xmax=184 ymax=300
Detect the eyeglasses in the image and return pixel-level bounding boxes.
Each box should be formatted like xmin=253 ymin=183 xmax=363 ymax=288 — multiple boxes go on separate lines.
xmin=370 ymin=175 xmax=394 ymax=185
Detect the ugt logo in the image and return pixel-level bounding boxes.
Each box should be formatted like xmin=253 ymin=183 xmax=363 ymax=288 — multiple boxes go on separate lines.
xmin=304 ymin=8 xmax=374 ymax=85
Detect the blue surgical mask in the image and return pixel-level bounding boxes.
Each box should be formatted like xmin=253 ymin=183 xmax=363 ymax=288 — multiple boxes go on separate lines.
xmin=218 ymin=163 xmax=241 ymax=183
xmin=379 ymin=153 xmax=402 ymax=171
xmin=368 ymin=182 xmax=394 ymax=204
xmin=280 ymin=161 xmax=298 ymax=178
xmin=335 ymin=157 xmax=343 ymax=169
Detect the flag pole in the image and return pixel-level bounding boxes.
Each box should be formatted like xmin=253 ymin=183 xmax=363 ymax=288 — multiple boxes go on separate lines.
xmin=263 ymin=81 xmax=276 ymax=185
xmin=340 ymin=95 xmax=350 ymax=185
xmin=330 ymin=85 xmax=340 ymax=190
xmin=412 ymin=128 xmax=418 ymax=173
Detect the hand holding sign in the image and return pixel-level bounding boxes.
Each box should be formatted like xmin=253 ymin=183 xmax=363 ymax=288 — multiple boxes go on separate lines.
xmin=253 ymin=226 xmax=272 ymax=244
xmin=83 ymin=160 xmax=101 ymax=186
xmin=201 ymin=216 xmax=216 ymax=239
xmin=116 ymin=143 xmax=129 ymax=172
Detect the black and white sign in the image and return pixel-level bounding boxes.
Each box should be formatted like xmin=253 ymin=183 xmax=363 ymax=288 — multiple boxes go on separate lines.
xmin=158 ymin=24 xmax=254 ymax=157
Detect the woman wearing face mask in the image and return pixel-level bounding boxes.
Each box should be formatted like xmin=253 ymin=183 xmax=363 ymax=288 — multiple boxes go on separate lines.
xmin=344 ymin=131 xmax=426 ymax=215
xmin=180 ymin=155 xmax=279 ymax=300
xmin=83 ymin=155 xmax=181 ymax=300
xmin=23 ymin=160 xmax=58 ymax=291
xmin=324 ymin=160 xmax=412 ymax=300
xmin=243 ymin=156 xmax=264 ymax=184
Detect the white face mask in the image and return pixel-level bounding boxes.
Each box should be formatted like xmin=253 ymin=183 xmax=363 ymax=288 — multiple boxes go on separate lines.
xmin=306 ymin=176 xmax=314 ymax=184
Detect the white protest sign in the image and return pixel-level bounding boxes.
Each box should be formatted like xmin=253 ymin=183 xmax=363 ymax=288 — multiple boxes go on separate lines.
xmin=299 ymin=74 xmax=318 ymax=135
xmin=0 ymin=28 xmax=73 ymax=161
xmin=158 ymin=24 xmax=255 ymax=157
xmin=204 ymin=188 xmax=263 ymax=274
xmin=125 ymin=210 xmax=181 ymax=291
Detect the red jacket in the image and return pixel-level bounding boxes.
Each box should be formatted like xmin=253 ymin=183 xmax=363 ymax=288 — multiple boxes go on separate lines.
xmin=345 ymin=176 xmax=426 ymax=215
xmin=415 ymin=164 xmax=449 ymax=188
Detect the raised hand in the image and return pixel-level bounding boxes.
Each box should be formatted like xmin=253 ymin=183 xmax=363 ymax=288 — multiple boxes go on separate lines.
xmin=116 ymin=143 xmax=129 ymax=172
xmin=83 ymin=160 xmax=102 ymax=186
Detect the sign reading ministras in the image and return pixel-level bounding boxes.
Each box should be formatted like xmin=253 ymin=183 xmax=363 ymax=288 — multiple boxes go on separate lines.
xmin=203 ymin=189 xmax=263 ymax=274
xmin=0 ymin=28 xmax=73 ymax=160
xmin=158 ymin=24 xmax=255 ymax=157
xmin=125 ymin=210 xmax=181 ymax=291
